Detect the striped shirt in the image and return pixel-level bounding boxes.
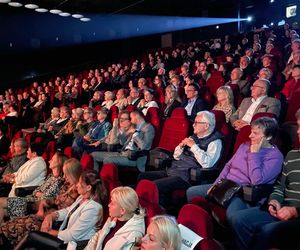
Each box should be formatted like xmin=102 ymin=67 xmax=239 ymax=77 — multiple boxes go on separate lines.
xmin=269 ymin=149 xmax=300 ymax=213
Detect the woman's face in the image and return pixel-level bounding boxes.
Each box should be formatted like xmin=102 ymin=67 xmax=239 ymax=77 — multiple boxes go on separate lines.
xmin=165 ymin=88 xmax=174 ymax=100
xmin=76 ymin=177 xmax=91 ymax=197
xmin=49 ymin=154 xmax=60 ymax=176
xmin=108 ymin=196 xmax=123 ymax=219
xmin=144 ymin=91 xmax=153 ymax=102
xmin=249 ymin=125 xmax=265 ymax=145
xmin=63 ymin=166 xmax=75 ymax=185
xmin=216 ymin=89 xmax=227 ymax=103
xmin=141 ymin=222 xmax=164 ymax=250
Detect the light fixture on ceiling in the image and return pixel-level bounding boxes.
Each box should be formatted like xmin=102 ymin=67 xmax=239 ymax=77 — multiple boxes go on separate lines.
xmin=59 ymin=12 xmax=71 ymax=17
xmin=72 ymin=13 xmax=83 ymax=18
xmin=35 ymin=8 xmax=48 ymax=13
xmin=50 ymin=9 xmax=62 ymax=14
xmin=24 ymin=3 xmax=39 ymax=9
xmin=8 ymin=1 xmax=22 ymax=7
xmin=0 ymin=0 xmax=11 ymax=3
xmin=80 ymin=17 xmax=91 ymax=22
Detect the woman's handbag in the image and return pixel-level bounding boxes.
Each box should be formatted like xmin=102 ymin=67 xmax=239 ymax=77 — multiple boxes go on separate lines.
xmin=207 ymin=179 xmax=242 ymax=208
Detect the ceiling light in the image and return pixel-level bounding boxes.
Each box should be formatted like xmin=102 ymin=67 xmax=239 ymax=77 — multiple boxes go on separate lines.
xmin=50 ymin=9 xmax=62 ymax=14
xmin=8 ymin=1 xmax=22 ymax=7
xmin=59 ymin=12 xmax=71 ymax=17
xmin=0 ymin=0 xmax=11 ymax=3
xmin=72 ymin=14 xmax=83 ymax=18
xmin=24 ymin=3 xmax=39 ymax=9
xmin=35 ymin=8 xmax=48 ymax=13
xmin=80 ymin=17 xmax=91 ymax=22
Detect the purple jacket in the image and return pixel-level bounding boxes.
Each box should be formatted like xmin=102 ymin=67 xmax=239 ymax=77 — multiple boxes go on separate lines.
xmin=214 ymin=142 xmax=283 ymax=186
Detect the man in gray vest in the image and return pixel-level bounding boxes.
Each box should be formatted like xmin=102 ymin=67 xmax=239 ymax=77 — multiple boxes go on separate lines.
xmin=138 ymin=111 xmax=223 ymax=207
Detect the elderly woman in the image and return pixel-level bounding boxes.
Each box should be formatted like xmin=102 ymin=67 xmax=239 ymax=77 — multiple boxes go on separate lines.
xmin=213 ymin=86 xmax=236 ymax=123
xmin=16 ymin=170 xmax=107 ymax=249
xmin=162 ymin=85 xmax=181 ymax=119
xmin=112 ymin=89 xmax=128 ymax=111
xmin=85 ymin=186 xmax=145 ymax=250
xmin=137 ymin=89 xmax=159 ymax=116
xmin=0 ymin=152 xmax=66 ymax=225
xmin=141 ymin=215 xmax=181 ymax=250
xmin=102 ymin=91 xmax=115 ymax=110
xmin=186 ymin=117 xmax=284 ymax=223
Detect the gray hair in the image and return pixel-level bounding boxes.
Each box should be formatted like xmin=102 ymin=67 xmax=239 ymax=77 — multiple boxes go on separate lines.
xmin=104 ymin=91 xmax=115 ymax=100
xmin=196 ymin=111 xmax=216 ymax=133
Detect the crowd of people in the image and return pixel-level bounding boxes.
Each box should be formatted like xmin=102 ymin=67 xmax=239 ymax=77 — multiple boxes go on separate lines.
xmin=0 ymin=22 xmax=299 ymax=249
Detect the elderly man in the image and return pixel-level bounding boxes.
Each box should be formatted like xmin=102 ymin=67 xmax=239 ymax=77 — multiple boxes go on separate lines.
xmin=91 ymin=110 xmax=154 ymax=172
xmin=226 ymin=67 xmax=251 ymax=97
xmin=230 ymin=109 xmax=300 ymax=250
xmin=138 ymin=111 xmax=223 ymax=207
xmin=230 ymin=79 xmax=281 ymax=130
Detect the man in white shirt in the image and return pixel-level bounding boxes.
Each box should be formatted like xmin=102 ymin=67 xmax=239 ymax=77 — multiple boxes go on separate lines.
xmin=230 ymin=79 xmax=281 ymax=130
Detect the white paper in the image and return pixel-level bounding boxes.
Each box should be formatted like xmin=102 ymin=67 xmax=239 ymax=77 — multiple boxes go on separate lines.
xmin=179 ymin=224 xmax=203 ymax=250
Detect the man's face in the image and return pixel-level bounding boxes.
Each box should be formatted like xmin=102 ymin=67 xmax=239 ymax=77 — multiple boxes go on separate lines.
xmin=231 ymin=69 xmax=240 ymax=81
xmin=251 ymin=81 xmax=266 ymax=99
xmin=293 ymin=52 xmax=300 ymax=64
xmin=193 ymin=114 xmax=209 ymax=136
xmin=186 ymin=86 xmax=197 ymax=99
xmin=262 ymin=57 xmax=271 ymax=67
xmin=292 ymin=67 xmax=300 ymax=79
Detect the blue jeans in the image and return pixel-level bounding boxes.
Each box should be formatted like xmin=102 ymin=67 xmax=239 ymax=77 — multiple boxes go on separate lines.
xmin=230 ymin=206 xmax=283 ymax=250
xmin=186 ymin=184 xmax=212 ymax=202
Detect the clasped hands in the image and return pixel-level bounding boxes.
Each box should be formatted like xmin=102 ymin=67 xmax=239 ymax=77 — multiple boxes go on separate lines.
xmin=179 ymin=137 xmax=196 ymax=148
xmin=268 ymin=199 xmax=298 ymax=221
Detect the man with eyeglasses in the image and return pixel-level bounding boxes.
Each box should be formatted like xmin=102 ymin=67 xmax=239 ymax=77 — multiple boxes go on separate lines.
xmin=127 ymin=87 xmax=141 ymax=107
xmin=230 ymin=79 xmax=281 ymax=130
xmin=181 ymin=83 xmax=207 ymax=122
xmin=138 ymin=111 xmax=223 ymax=207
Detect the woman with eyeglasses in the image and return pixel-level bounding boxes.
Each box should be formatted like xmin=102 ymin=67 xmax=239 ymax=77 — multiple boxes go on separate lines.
xmin=16 ymin=170 xmax=107 ymax=250
xmin=0 ymin=158 xmax=82 ymax=248
xmin=162 ymin=85 xmax=181 ymax=119
xmin=85 ymin=186 xmax=145 ymax=250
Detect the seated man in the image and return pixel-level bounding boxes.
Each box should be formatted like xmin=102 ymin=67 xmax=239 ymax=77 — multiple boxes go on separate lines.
xmin=138 ymin=111 xmax=223 ymax=207
xmin=230 ymin=109 xmax=300 ymax=250
xmin=225 ymin=67 xmax=251 ymax=97
xmin=230 ymin=79 xmax=281 ymax=131
xmin=91 ymin=110 xmax=154 ymax=172
xmin=181 ymin=83 xmax=207 ymax=122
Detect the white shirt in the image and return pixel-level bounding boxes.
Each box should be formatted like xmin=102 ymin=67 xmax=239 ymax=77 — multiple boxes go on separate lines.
xmin=242 ymin=95 xmax=267 ymax=124
xmin=185 ymin=97 xmax=197 ymax=116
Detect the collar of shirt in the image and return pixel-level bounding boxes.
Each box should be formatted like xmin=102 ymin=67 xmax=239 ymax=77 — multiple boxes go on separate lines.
xmin=251 ymin=95 xmax=267 ymax=103
xmin=135 ymin=122 xmax=145 ymax=131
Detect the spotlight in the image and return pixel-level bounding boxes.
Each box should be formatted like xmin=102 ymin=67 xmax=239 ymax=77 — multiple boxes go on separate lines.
xmin=270 ymin=22 xmax=274 ymax=26
xmin=216 ymin=25 xmax=219 ymax=29
xmin=72 ymin=14 xmax=83 ymax=19
xmin=247 ymin=16 xmax=253 ymax=22
xmin=24 ymin=4 xmax=39 ymax=9
xmin=35 ymin=8 xmax=48 ymax=13
xmin=278 ymin=20 xmax=285 ymax=26
xmin=0 ymin=0 xmax=11 ymax=3
xmin=8 ymin=1 xmax=22 ymax=7
xmin=50 ymin=9 xmax=62 ymax=14
xmin=59 ymin=12 xmax=71 ymax=17
xmin=80 ymin=17 xmax=91 ymax=22
xmin=270 ymin=0 xmax=274 ymax=3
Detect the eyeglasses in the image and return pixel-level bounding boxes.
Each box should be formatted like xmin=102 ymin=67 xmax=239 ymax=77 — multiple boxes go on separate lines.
xmin=83 ymin=111 xmax=91 ymax=114
xmin=251 ymin=85 xmax=265 ymax=89
xmin=119 ymin=118 xmax=130 ymax=122
xmin=193 ymin=121 xmax=207 ymax=125
xmin=186 ymin=89 xmax=195 ymax=92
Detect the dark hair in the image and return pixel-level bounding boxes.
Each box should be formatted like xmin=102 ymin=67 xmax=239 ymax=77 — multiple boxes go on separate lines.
xmin=81 ymin=170 xmax=108 ymax=205
xmin=251 ymin=117 xmax=278 ymax=141
xmin=188 ymin=83 xmax=200 ymax=94
xmin=29 ymin=142 xmax=44 ymax=156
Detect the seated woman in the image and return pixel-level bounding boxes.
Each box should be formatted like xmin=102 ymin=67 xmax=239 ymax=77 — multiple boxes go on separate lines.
xmin=72 ymin=107 xmax=112 ymax=158
xmin=212 ymin=86 xmax=236 ymax=123
xmin=16 ymin=170 xmax=107 ymax=250
xmin=141 ymin=215 xmax=181 ymax=250
xmin=186 ymin=117 xmax=284 ymax=223
xmin=162 ymin=85 xmax=181 ymax=119
xmin=2 ymin=143 xmax=47 ymax=198
xmin=0 ymin=158 xmax=82 ymax=247
xmin=85 ymin=186 xmax=145 ymax=250
xmin=137 ymin=88 xmax=159 ymax=116
xmin=102 ymin=91 xmax=115 ymax=110
xmin=0 ymin=152 xmax=67 ymax=225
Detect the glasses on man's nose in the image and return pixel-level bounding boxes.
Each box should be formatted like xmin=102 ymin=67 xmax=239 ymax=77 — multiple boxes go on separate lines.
xmin=193 ymin=121 xmax=207 ymax=125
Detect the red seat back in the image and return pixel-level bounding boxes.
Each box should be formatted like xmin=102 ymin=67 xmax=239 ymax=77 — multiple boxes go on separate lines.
xmin=80 ymin=154 xmax=94 ymax=170
xmin=64 ymin=146 xmax=74 ymax=158
xmin=145 ymin=107 xmax=162 ymax=148
xmin=177 ymin=204 xmax=223 ymax=250
xmin=158 ymin=108 xmax=190 ymax=152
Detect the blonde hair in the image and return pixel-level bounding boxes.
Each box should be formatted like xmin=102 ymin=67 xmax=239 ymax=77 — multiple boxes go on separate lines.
xmin=216 ymin=85 xmax=234 ymax=106
xmin=110 ymin=186 xmax=144 ymax=219
xmin=151 ymin=216 xmax=181 ymax=250
xmin=63 ymin=158 xmax=82 ymax=184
